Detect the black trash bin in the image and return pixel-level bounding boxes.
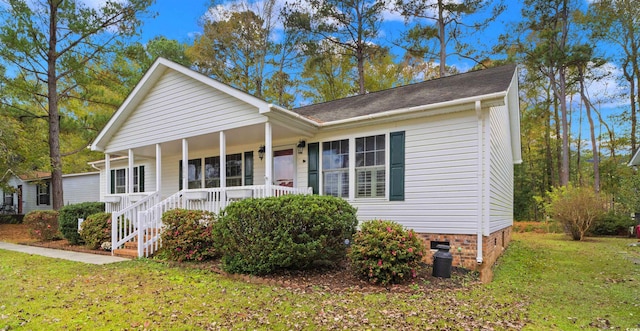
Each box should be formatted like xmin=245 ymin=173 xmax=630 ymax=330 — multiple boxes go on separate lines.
xmin=432 ymin=244 xmax=453 ymax=278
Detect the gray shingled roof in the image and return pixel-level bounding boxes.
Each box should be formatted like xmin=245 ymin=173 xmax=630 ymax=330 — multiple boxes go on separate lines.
xmin=292 ymin=64 xmax=517 ymax=123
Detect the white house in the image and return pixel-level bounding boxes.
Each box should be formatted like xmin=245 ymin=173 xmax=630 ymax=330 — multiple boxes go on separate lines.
xmin=0 ymin=170 xmax=100 ymax=215
xmin=90 ymin=58 xmax=521 ymax=269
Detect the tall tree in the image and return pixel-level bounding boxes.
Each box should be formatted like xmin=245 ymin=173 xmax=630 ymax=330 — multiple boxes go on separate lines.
xmin=395 ymin=0 xmax=505 ymax=77
xmin=585 ymin=0 xmax=640 ymax=156
xmin=0 ymin=0 xmax=154 ymax=209
xmin=519 ymin=0 xmax=581 ymax=187
xmin=284 ymin=0 xmax=387 ymax=95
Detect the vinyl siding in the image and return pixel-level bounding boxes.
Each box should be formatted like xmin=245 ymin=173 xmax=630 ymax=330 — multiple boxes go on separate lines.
xmin=105 ymin=70 xmax=266 ymax=153
xmin=488 ymin=105 xmax=514 ymax=233
xmin=62 ymin=173 xmax=100 ymax=205
xmin=307 ymin=110 xmax=481 ymax=235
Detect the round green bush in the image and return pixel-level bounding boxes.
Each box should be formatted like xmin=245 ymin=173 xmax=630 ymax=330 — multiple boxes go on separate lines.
xmin=159 ymin=209 xmax=217 ymax=262
xmin=58 ymin=202 xmax=105 ymax=245
xmin=24 ymin=210 xmax=60 ymax=241
xmin=349 ymin=220 xmax=426 ymax=285
xmin=214 ymin=194 xmax=359 ymax=275
xmin=79 ymin=212 xmax=112 ymax=250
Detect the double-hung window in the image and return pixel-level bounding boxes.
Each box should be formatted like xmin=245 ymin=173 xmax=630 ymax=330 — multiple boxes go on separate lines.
xmin=201 ymin=153 xmax=243 ymax=188
xmin=111 ymin=166 xmax=145 ymax=193
xmin=355 ymin=135 xmax=386 ymax=198
xmin=322 ymin=139 xmax=349 ymax=198
xmin=36 ymin=182 xmax=50 ymax=205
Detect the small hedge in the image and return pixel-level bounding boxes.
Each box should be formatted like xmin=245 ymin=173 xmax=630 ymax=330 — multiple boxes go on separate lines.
xmin=58 ymin=202 xmax=105 ymax=245
xmin=590 ymin=212 xmax=636 ymax=236
xmin=214 ymin=195 xmax=359 ymax=275
xmin=349 ymin=220 xmax=426 ymax=285
xmin=159 ymin=209 xmax=217 ymax=262
xmin=0 ymin=214 xmax=24 ymax=224
xmin=24 ymin=210 xmax=60 ymax=241
xmin=79 ymin=212 xmax=112 ymax=250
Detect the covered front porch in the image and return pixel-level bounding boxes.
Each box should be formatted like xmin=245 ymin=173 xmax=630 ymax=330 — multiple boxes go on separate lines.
xmin=98 ymin=120 xmax=315 ymax=258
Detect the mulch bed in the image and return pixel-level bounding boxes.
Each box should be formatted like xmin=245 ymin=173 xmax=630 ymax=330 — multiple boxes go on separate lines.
xmin=2 ymin=224 xmax=479 ymax=293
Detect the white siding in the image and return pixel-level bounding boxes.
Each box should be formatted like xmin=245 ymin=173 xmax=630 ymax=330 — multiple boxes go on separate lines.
xmin=308 ymin=110 xmax=481 ymax=235
xmin=61 ymin=173 xmax=100 ymax=206
xmin=105 ymin=70 xmax=266 ymax=152
xmin=488 ymin=105 xmax=514 ymax=233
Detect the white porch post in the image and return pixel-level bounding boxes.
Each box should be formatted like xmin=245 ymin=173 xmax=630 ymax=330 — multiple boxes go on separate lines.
xmin=128 ymin=149 xmax=134 ymax=194
xmin=105 ymin=153 xmax=111 ymax=195
xmin=265 ymin=122 xmax=272 ymax=196
xmin=182 ymin=139 xmax=188 ymax=191
xmin=156 ymin=144 xmax=162 ymax=196
xmin=220 ymin=131 xmax=226 ymax=189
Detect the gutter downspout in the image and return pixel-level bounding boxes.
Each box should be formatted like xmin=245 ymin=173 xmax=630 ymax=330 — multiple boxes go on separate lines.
xmin=475 ymin=100 xmax=484 ymax=264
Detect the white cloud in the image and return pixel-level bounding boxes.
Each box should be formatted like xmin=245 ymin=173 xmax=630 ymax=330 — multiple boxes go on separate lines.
xmin=576 ymin=62 xmax=628 ymax=109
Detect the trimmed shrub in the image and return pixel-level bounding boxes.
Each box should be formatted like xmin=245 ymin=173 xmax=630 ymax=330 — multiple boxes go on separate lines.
xmin=24 ymin=210 xmax=60 ymax=241
xmin=0 ymin=214 xmax=24 ymax=224
xmin=590 ymin=212 xmax=636 ymax=236
xmin=214 ymin=195 xmax=358 ymax=275
xmin=79 ymin=212 xmax=112 ymax=250
xmin=58 ymin=202 xmax=105 ymax=245
xmin=349 ymin=220 xmax=426 ymax=285
xmin=159 ymin=209 xmax=217 ymax=262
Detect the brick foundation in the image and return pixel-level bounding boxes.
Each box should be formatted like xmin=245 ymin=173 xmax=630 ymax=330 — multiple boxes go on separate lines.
xmin=418 ymin=226 xmax=512 ymax=272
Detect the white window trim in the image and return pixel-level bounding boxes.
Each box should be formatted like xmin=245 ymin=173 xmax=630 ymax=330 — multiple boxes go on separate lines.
xmin=319 ymin=130 xmax=391 ymax=202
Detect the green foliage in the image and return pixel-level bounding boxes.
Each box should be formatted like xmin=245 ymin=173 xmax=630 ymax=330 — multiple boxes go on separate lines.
xmin=159 ymin=209 xmax=217 ymax=262
xmin=79 ymin=212 xmax=111 ymax=250
xmin=23 ymin=210 xmax=60 ymax=241
xmin=590 ymin=212 xmax=636 ymax=236
xmin=58 ymin=202 xmax=105 ymax=245
xmin=214 ymin=195 xmax=358 ymax=275
xmin=0 ymin=214 xmax=24 ymax=224
xmin=349 ymin=220 xmax=426 ymax=285
xmin=539 ymin=185 xmax=607 ymax=240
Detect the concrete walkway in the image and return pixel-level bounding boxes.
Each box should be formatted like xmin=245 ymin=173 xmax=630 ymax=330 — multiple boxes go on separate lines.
xmin=0 ymin=242 xmax=130 ymax=265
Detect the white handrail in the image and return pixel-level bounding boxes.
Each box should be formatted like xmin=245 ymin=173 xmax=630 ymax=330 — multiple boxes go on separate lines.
xmin=110 ymin=192 xmax=159 ymax=255
xmin=120 ymin=185 xmax=312 ymax=258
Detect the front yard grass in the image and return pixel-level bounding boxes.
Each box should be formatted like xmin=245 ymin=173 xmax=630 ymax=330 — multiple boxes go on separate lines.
xmin=0 ymin=233 xmax=638 ymax=330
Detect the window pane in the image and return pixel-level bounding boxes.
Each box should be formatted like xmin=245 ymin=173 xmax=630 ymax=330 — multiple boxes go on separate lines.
xmin=188 ymin=159 xmax=202 ymax=189
xmin=355 ymin=134 xmax=385 ymax=198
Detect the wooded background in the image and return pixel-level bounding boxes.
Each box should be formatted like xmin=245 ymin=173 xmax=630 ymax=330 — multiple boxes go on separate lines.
xmin=0 ymin=0 xmax=638 ymax=219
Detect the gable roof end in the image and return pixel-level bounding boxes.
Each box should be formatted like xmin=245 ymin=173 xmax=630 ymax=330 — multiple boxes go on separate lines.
xmin=90 ymin=57 xmax=273 ymax=152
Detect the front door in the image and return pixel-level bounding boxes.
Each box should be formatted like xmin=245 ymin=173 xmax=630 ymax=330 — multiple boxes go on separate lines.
xmin=17 ymin=185 xmax=22 ymax=214
xmin=273 ymin=149 xmax=295 ymax=187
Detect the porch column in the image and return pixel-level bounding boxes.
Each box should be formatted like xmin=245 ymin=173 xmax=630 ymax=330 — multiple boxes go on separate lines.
xmin=182 ymin=139 xmax=188 ymax=191
xmin=265 ymin=122 xmax=272 ymax=196
xmin=128 ymin=149 xmax=134 ymax=194
xmin=156 ymin=144 xmax=162 ymax=196
xmin=105 ymin=153 xmax=111 ymax=195
xmin=220 ymin=131 xmax=226 ymax=189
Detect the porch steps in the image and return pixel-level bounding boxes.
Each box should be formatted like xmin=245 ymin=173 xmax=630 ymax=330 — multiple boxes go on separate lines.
xmin=113 ymin=229 xmax=161 ymax=258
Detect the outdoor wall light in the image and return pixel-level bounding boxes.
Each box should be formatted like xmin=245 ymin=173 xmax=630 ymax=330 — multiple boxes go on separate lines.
xmin=296 ymin=140 xmax=306 ymax=154
xmin=258 ymin=145 xmax=265 ymax=160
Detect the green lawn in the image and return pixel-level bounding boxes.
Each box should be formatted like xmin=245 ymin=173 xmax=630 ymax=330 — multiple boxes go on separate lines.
xmin=1 ymin=233 xmax=638 ymax=330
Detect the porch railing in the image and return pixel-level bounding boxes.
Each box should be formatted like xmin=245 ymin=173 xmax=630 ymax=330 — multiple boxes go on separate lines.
xmin=110 ymin=192 xmax=159 ymax=254
xmin=129 ymin=185 xmax=313 ymax=257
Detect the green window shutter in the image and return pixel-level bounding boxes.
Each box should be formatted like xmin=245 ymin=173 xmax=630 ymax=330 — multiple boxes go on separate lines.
xmin=389 ymin=131 xmax=405 ymax=201
xmin=110 ymin=169 xmax=115 ymax=194
xmin=178 ymin=161 xmax=183 ymax=191
xmin=307 ymin=142 xmax=319 ymax=195
xmin=139 ymin=166 xmax=145 ymax=192
xmin=244 ymin=151 xmax=254 ymax=185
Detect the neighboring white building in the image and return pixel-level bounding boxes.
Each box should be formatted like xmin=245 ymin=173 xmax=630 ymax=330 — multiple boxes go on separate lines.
xmin=0 ymin=170 xmax=100 ymax=215
xmin=90 ymin=58 xmax=521 ymax=268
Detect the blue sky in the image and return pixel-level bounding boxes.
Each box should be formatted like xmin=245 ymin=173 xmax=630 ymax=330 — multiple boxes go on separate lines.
xmin=134 ymin=0 xmax=629 ymax=150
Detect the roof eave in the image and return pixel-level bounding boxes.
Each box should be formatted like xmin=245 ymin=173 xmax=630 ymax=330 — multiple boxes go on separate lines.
xmin=318 ymin=91 xmax=508 ymax=130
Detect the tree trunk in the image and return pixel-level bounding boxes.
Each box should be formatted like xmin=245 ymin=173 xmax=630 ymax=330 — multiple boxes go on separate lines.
xmin=580 ymin=67 xmax=600 ymax=193
xmin=437 ymin=0 xmax=446 ymax=78
xmin=47 ymin=1 xmax=63 ymax=210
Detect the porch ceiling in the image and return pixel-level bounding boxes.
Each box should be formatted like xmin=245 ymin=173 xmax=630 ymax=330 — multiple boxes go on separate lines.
xmin=127 ymin=121 xmax=309 ymax=158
